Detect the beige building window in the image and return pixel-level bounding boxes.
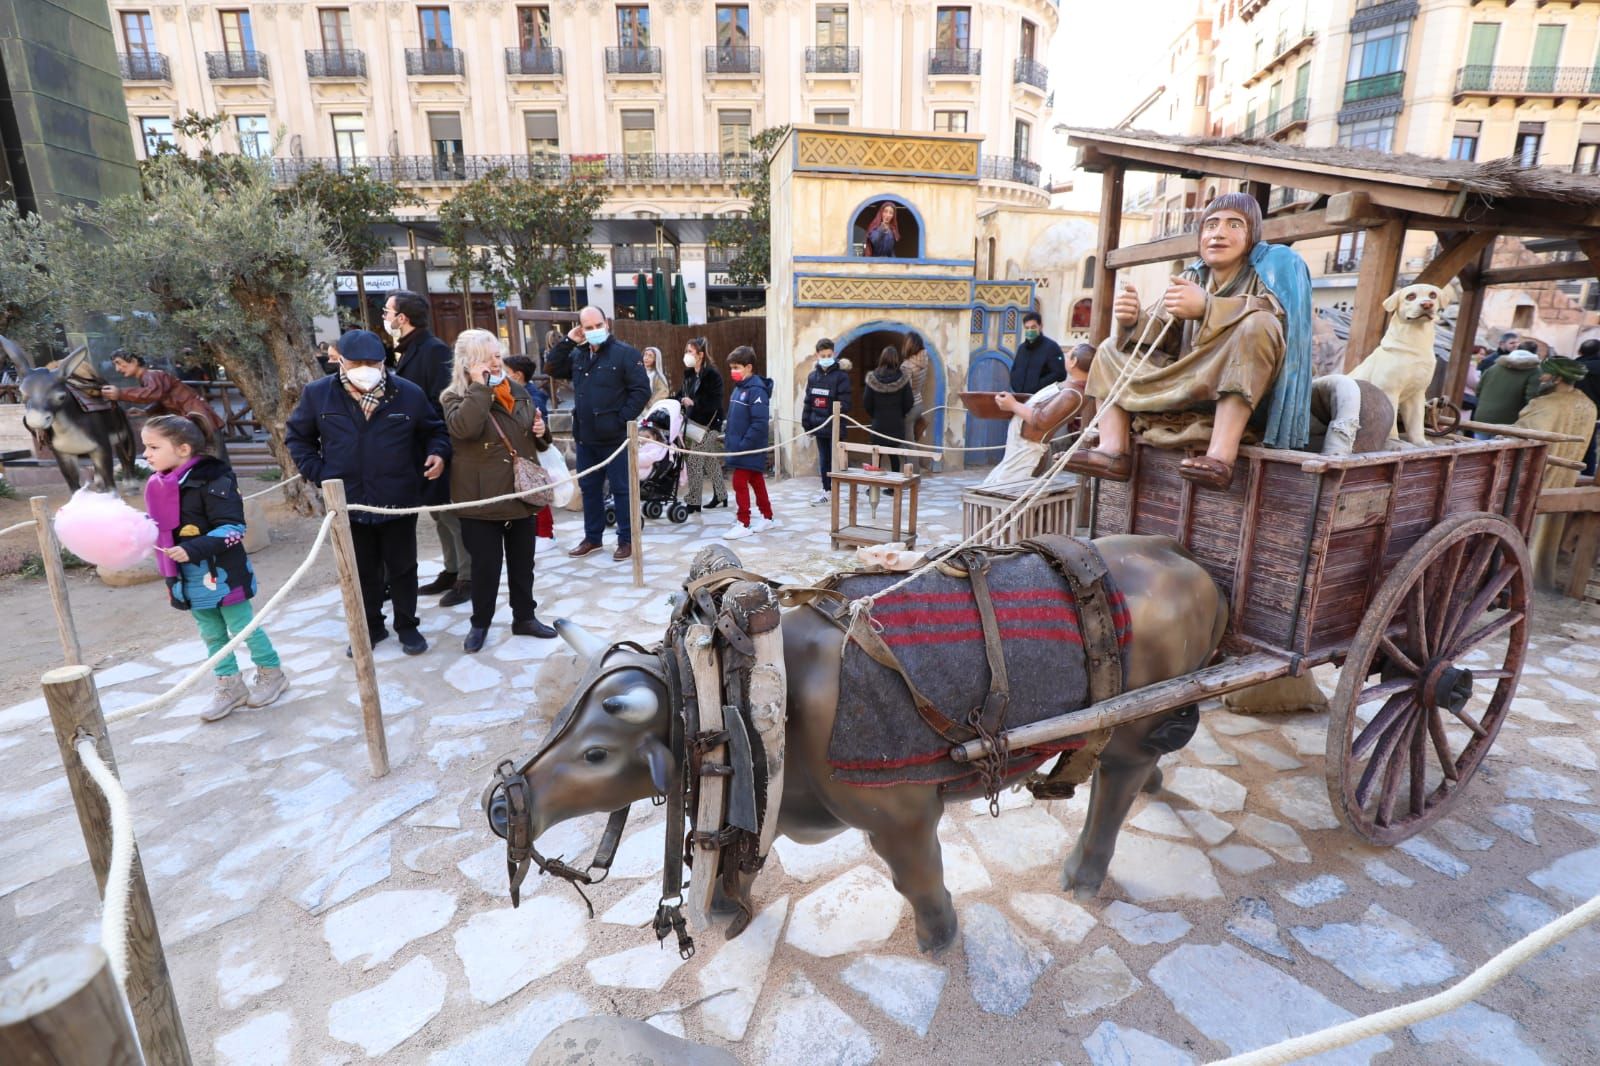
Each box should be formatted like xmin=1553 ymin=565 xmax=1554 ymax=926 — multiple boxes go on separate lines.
xmin=621 ymin=109 xmax=655 ymax=156
xmin=419 ymin=7 xmax=453 ymax=49
xmin=1013 ymin=118 xmax=1031 ymax=161
xmin=933 ymin=110 xmax=967 ymax=132
xmin=524 ymin=112 xmax=559 ymax=157
xmin=814 ymin=108 xmax=849 ymax=125
xmin=319 ymin=8 xmax=353 ymax=52
xmin=1514 ymin=121 xmax=1543 ymax=167
xmin=1450 ymin=120 xmax=1480 ymax=162
xmin=935 ymin=7 xmax=970 ymax=51
xmin=718 ymin=109 xmax=752 ymax=157
xmin=429 ymin=112 xmax=464 ymax=177
xmin=518 ymin=5 xmax=552 ymax=49
xmin=716 ymin=5 xmax=750 ymax=47
xmin=236 ymin=115 xmax=271 ymax=158
xmin=815 ymin=5 xmax=847 ymax=47
xmin=617 ymin=5 xmax=650 ymax=47
xmin=139 ymin=115 xmax=175 ymax=159
xmin=219 ymin=10 xmax=254 ymax=56
xmin=122 ymin=11 xmax=155 ymax=54
xmin=1019 ymin=19 xmax=1035 ymax=61
xmin=333 ymin=114 xmax=366 ymax=171
xmin=1576 ymin=125 xmax=1600 ymax=175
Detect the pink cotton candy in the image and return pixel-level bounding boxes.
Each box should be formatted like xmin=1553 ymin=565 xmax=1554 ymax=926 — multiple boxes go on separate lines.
xmin=52 ymin=488 xmax=160 ymax=571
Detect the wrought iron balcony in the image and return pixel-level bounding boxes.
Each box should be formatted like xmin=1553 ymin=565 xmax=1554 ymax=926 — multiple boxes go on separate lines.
xmin=929 ymin=48 xmax=981 ymax=76
xmin=305 ymin=49 xmax=366 ymax=78
xmin=270 ymin=153 xmax=755 ymax=185
xmin=406 ymin=47 xmax=464 ymax=76
xmin=504 ymin=46 xmax=563 ymax=75
xmin=1343 ymin=70 xmax=1404 ymax=103
xmin=1351 ymin=0 xmax=1418 ymax=33
xmin=1262 ymin=96 xmax=1310 ymax=137
xmin=806 ymin=46 xmax=858 ymax=73
xmin=613 ymin=247 xmax=680 ymax=273
xmin=118 ymin=51 xmax=170 ymax=81
xmin=705 ymin=45 xmax=760 ymax=74
xmin=206 ymin=51 xmax=268 ymax=80
xmin=606 ymin=46 xmax=662 ymax=74
xmin=1325 ymin=251 xmax=1362 ymax=274
xmin=1013 ymin=57 xmax=1048 ymax=91
xmin=1455 ymin=65 xmax=1600 ymax=98
xmin=979 ymin=155 xmax=1041 ymax=187
xmin=706 ymin=248 xmax=740 ymax=274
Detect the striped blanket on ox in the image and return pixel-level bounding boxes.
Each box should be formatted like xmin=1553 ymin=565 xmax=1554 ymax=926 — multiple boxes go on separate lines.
xmin=826 ymin=549 xmax=1131 ymax=789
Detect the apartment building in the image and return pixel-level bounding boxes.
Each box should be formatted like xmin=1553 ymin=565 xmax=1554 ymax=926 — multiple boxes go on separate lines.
xmin=109 ymin=0 xmax=1058 ymax=332
xmin=1128 ymin=0 xmax=1600 ymax=345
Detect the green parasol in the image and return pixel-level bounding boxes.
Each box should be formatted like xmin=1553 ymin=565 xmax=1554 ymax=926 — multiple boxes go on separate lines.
xmin=633 ymin=273 xmax=651 ymax=320
xmin=653 ymin=268 xmax=670 ymax=322
xmin=671 ymin=273 xmax=689 ymax=325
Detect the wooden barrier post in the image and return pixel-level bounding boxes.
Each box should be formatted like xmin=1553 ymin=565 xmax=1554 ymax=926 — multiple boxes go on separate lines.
xmin=628 ymin=420 xmax=644 ymax=588
xmin=0 ymin=946 xmax=141 ymax=1064
xmin=321 ymin=479 xmax=389 ymax=777
xmin=30 ymin=496 xmax=81 ymax=666
xmin=41 ymin=665 xmax=191 ymax=1066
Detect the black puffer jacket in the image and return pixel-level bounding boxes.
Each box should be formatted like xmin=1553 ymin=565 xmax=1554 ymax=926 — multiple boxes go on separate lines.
xmin=863 ymin=368 xmax=914 ymax=444
xmin=801 ymin=363 xmax=852 ymax=431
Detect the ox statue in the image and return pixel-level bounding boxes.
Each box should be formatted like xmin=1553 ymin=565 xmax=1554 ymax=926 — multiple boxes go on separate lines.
xmin=485 ymin=534 xmax=1227 ymax=954
xmin=4 ymin=336 xmax=137 ymax=492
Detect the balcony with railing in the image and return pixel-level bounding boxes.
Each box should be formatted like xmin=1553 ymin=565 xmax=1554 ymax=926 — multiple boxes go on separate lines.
xmin=270 ymin=153 xmax=754 ymax=186
xmin=806 ymin=46 xmax=859 ymax=74
xmin=1324 ymin=251 xmax=1362 ymax=274
xmin=406 ymin=47 xmax=464 ymax=76
xmin=929 ymin=48 xmax=981 ymax=76
xmin=118 ymin=51 xmax=170 ymax=81
xmin=504 ymin=46 xmax=563 ymax=76
xmin=706 ymin=247 xmax=741 ymax=275
xmin=978 ymin=156 xmax=1041 ymax=187
xmin=1343 ymin=70 xmax=1404 ymax=104
xmin=1244 ymin=27 xmax=1315 ymax=86
xmin=1014 ymin=57 xmax=1048 ymax=91
xmin=1454 ymin=65 xmax=1600 ymax=101
xmin=1351 ymin=0 xmax=1418 ymax=33
xmin=1269 ymin=186 xmax=1313 ymax=212
xmin=206 ymin=51 xmax=269 ymax=80
xmin=613 ymin=247 xmax=680 ymax=273
xmin=305 ymin=49 xmax=366 ymax=78
xmin=705 ymin=45 xmax=760 ymax=75
xmin=606 ymin=46 xmax=662 ymax=74
xmin=1260 ymin=95 xmax=1310 ymax=138
xmin=1155 ymin=207 xmax=1206 ymax=240
xmin=1239 ymin=0 xmax=1269 ymax=19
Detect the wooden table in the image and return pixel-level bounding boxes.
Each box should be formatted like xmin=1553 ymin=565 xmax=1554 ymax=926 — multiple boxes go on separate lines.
xmin=830 ymin=469 xmax=921 ymax=550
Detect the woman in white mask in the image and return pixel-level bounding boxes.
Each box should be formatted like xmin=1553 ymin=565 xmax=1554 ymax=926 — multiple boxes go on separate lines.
xmin=674 ymin=337 xmax=728 ymax=513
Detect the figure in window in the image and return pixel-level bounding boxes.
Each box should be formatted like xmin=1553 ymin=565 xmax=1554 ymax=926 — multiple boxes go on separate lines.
xmin=863 ymin=202 xmax=900 ymax=258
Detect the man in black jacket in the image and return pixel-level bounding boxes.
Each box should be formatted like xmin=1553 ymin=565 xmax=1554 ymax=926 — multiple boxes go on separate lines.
xmin=800 ymin=337 xmax=851 ymax=503
xmin=385 ymin=290 xmax=470 ymax=606
xmin=1008 ymin=310 xmax=1067 ymax=395
xmin=545 ymin=305 xmax=651 ymax=561
xmin=286 ymin=330 xmax=450 ymax=655
xmin=1576 ymin=337 xmax=1600 ymax=475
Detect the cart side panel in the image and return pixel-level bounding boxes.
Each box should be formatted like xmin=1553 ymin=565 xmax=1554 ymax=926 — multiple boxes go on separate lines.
xmin=1440 ymin=450 xmax=1499 ymax=519
xmin=1381 ymin=456 xmax=1455 ymax=571
xmin=1305 ymin=464 xmax=1393 ymax=655
xmin=1236 ymin=459 xmax=1324 ymax=650
xmin=1091 ymin=477 xmax=1130 ymax=537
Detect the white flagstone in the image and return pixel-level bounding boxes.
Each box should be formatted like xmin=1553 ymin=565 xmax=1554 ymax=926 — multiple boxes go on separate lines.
xmin=326 ymin=955 xmax=447 ymax=1057
xmin=786 ymin=867 xmax=905 ymax=958
xmin=839 ymin=954 xmax=947 ymax=1037
xmin=453 ymin=898 xmax=589 ymax=1005
xmin=1059 ymin=945 xmax=1142 ymax=1018
xmin=699 ymin=896 xmax=790 ymax=1042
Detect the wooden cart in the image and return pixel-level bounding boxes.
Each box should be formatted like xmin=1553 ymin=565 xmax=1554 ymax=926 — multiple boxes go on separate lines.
xmin=954 ymin=434 xmax=1545 ymax=845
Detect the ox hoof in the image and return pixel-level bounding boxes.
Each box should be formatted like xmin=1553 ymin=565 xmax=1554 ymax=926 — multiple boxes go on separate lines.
xmin=1142 ymin=765 xmax=1165 ymax=795
xmin=916 ymin=911 xmax=958 ymax=956
xmin=1059 ymin=853 xmax=1107 ymax=900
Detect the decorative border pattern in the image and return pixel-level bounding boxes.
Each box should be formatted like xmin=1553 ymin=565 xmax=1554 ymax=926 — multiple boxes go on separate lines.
xmin=794 ymin=275 xmax=1038 ymax=312
xmin=793 ymin=129 xmax=980 ymax=180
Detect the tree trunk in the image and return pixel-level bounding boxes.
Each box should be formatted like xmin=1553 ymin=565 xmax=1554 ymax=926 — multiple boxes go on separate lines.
xmin=355 ymin=271 xmax=370 ymax=330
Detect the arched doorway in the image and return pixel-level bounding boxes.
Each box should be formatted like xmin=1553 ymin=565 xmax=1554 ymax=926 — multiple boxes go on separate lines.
xmin=830 ymin=320 xmax=946 ymax=462
xmin=964 ymin=351 xmax=1012 ymax=465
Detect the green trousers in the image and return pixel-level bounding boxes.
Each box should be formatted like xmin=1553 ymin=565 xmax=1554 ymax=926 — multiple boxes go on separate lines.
xmin=192 ymin=600 xmax=280 ymax=677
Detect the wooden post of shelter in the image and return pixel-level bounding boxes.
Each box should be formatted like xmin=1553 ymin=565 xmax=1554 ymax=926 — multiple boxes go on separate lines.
xmin=0 ymin=947 xmax=141 ymax=1065
xmin=30 ymin=496 xmax=81 ymax=666
xmin=1344 ymin=217 xmax=1408 ymax=370
xmin=322 ymin=479 xmax=389 ymax=778
xmin=1443 ymin=238 xmax=1498 ymax=406
xmin=1091 ymin=162 xmax=1125 ymax=345
xmin=627 ymin=420 xmax=644 ymax=588
xmin=40 ymin=665 xmax=191 ymax=1066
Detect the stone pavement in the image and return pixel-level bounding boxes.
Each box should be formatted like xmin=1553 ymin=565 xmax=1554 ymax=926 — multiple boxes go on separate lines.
xmin=2 ymin=469 xmax=1599 ymax=1064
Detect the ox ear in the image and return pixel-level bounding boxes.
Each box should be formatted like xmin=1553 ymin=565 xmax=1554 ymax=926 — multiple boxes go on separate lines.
xmin=639 ymin=736 xmax=672 ymax=795
xmin=57 ymin=346 xmax=91 ymax=381
xmin=554 ymin=618 xmax=610 ymax=661
xmin=0 ymin=335 xmax=34 ymax=374
xmin=1382 ymin=290 xmax=1402 ymax=313
xmin=601 ymin=686 xmax=659 ymax=724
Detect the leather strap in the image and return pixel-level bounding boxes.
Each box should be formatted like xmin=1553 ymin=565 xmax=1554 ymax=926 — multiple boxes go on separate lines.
xmin=653 ymin=640 xmax=695 ymax=959
xmin=962 ymin=550 xmax=1010 ymax=734
xmin=1022 ymin=535 xmax=1125 ymax=704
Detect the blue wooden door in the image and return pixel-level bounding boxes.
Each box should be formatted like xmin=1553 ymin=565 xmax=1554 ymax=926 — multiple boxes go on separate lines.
xmin=965 ymin=352 xmax=1012 ymax=466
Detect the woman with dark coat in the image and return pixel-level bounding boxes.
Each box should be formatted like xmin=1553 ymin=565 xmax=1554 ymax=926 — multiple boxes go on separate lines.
xmin=676 ymin=336 xmax=728 ymax=513
xmin=863 ymin=345 xmax=915 ymax=472
xmin=440 ymin=329 xmax=557 ymax=653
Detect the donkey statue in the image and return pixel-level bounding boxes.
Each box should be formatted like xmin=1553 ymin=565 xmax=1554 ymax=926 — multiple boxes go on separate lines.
xmin=3 ymin=336 xmax=138 ymax=492
xmin=483 ymin=534 xmax=1227 ymax=954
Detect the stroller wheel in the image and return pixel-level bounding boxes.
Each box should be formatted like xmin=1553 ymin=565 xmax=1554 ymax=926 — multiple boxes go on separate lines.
xmin=604 ymin=506 xmax=617 ymax=527
xmin=669 ymin=501 xmax=690 ymax=524
xmin=644 ymin=500 xmax=664 ymax=520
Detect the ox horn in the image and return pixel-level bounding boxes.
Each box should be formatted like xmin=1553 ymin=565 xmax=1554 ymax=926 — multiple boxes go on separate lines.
xmin=553 ymin=618 xmax=609 ymax=661
xmin=601 ymin=687 xmax=659 ymax=724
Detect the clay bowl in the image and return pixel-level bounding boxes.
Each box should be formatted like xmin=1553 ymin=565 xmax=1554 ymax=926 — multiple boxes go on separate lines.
xmin=960 ymin=390 xmax=1030 ymax=420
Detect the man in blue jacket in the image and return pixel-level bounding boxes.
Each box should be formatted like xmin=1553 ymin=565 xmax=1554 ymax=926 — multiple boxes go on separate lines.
xmin=545 ymin=305 xmax=651 ymax=561
xmin=286 ymin=330 xmax=450 ymax=655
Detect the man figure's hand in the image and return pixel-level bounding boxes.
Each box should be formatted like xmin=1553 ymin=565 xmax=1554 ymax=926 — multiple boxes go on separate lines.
xmin=102 ymin=385 xmax=122 ymax=400
xmin=994 ymin=391 xmax=1018 ymax=414
xmin=423 ymin=454 xmax=445 ymax=480
xmin=1113 ymin=284 xmax=1141 ymax=328
xmin=1163 ymin=276 xmax=1208 ymax=321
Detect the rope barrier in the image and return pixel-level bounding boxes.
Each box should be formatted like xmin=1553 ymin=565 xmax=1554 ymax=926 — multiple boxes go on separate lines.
xmin=346 ymin=438 xmax=629 ymax=516
xmin=1209 ymin=888 xmax=1600 ymax=1065
xmin=74 ymin=735 xmax=134 ymax=986
xmin=101 ymin=510 xmax=336 ymax=725
xmin=667 ymin=415 xmax=840 ymax=459
xmin=0 ymin=518 xmax=38 ymax=537
xmin=243 ymin=473 xmax=302 ymax=501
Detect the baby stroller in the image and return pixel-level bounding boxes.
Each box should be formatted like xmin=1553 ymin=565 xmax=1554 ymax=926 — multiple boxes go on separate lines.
xmin=604 ymin=398 xmax=690 ymax=525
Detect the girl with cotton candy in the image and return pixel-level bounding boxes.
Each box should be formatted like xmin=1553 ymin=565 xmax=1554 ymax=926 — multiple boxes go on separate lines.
xmin=141 ymin=415 xmax=288 ymax=721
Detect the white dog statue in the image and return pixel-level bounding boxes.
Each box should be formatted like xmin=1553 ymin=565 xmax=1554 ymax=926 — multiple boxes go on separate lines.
xmin=1348 ymin=282 xmax=1450 ymax=445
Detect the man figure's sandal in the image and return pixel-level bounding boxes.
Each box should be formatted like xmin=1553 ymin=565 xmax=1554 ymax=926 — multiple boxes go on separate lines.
xmin=1064 ymin=449 xmax=1133 ymax=482
xmin=1178 ymin=455 xmax=1236 ymax=490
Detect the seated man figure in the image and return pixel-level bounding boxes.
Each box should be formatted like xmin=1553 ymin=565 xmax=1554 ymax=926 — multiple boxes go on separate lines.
xmin=1069 ymin=193 xmax=1313 ymax=490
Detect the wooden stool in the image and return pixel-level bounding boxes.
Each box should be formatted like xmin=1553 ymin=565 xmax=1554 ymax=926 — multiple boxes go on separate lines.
xmin=831 ymin=469 xmax=921 ymax=550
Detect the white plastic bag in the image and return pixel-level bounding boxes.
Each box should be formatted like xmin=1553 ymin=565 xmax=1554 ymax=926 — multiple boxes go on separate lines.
xmin=539 ymin=445 xmax=575 ymax=508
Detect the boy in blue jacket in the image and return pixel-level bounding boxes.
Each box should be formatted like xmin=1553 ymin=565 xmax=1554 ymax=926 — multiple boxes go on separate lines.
xmin=721 ymin=345 xmax=774 ymax=541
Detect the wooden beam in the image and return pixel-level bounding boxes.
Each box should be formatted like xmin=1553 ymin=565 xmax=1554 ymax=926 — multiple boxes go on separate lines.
xmin=1091 ymin=163 xmax=1124 ymax=344
xmin=1413 ymin=232 xmax=1495 ymax=287
xmin=1536 ymin=486 xmax=1600 ymax=514
xmin=1480 ymin=260 xmax=1600 ymax=286
xmin=1104 ymin=193 xmax=1395 ymax=270
xmin=1579 ymin=237 xmax=1600 ymax=283
xmin=1443 ymin=239 xmax=1496 ymax=405
xmin=1344 ymin=218 xmax=1407 ymax=371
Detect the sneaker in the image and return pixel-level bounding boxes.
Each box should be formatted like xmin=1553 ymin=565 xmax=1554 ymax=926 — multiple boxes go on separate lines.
xmin=201 ymin=674 xmax=249 ymax=722
xmin=245 ymin=667 xmax=289 ymax=708
xmin=397 ymin=628 xmax=428 ymax=655
xmin=750 ymin=515 xmax=776 ymax=533
xmin=811 ymin=491 xmax=830 ymax=505
xmin=724 ymin=521 xmax=754 ymax=541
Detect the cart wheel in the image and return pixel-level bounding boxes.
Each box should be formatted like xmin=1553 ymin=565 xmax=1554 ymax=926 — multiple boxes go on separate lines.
xmin=669 ymin=502 xmax=690 ymax=524
xmin=1326 ymin=513 xmax=1530 ymax=844
xmin=1424 ymin=398 xmax=1461 ymax=438
xmin=643 ymin=500 xmax=664 ymax=520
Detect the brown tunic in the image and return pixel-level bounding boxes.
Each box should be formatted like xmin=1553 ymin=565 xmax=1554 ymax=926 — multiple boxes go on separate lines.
xmin=1516 ymin=384 xmax=1598 ymax=584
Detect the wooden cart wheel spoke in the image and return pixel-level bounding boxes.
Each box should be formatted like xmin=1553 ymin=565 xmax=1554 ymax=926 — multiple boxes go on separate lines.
xmin=1326 ymin=513 xmax=1529 ymax=845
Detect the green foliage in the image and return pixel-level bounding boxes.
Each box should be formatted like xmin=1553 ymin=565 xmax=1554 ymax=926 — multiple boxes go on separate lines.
xmin=143 ymin=110 xmax=258 ymax=192
xmin=0 ymin=199 xmax=72 ymax=354
xmin=438 ymin=170 xmax=606 ymax=305
xmin=20 ymin=548 xmax=90 ymax=578
xmin=281 ymin=164 xmax=418 ymax=274
xmin=256 ymin=466 xmax=283 ymax=482
xmin=711 ymin=125 xmax=790 ymax=289
xmin=0 ymin=476 xmax=16 ymax=500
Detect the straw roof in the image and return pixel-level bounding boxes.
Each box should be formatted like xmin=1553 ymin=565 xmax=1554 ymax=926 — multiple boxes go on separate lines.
xmin=1069 ymin=128 xmax=1600 ymax=208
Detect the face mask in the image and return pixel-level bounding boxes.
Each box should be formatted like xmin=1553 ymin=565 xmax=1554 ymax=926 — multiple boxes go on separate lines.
xmin=487 ymin=372 xmax=505 ymax=386
xmin=384 ymin=320 xmax=403 ymax=338
xmin=584 ymin=328 xmax=609 ymax=347
xmin=730 ymin=367 xmax=747 ymax=382
xmin=1024 ymin=329 xmax=1040 ymax=342
xmin=818 ymin=356 xmax=835 ymax=369
xmin=346 ymin=365 xmax=383 ymax=391
xmin=683 ymin=354 xmax=697 ymax=368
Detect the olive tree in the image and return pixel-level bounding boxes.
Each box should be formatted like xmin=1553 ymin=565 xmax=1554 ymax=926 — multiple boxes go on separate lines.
xmin=0 ymin=199 xmax=71 ymax=356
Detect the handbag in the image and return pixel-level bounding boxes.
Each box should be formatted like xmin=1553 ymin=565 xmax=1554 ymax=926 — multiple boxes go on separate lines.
xmin=538 ymin=440 xmax=574 ymax=508
xmin=488 ymin=408 xmax=554 ymax=509
xmin=684 ymin=420 xmax=708 ymax=445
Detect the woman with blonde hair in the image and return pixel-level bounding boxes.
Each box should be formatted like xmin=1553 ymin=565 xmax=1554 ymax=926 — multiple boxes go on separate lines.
xmin=440 ymin=329 xmax=556 ymax=652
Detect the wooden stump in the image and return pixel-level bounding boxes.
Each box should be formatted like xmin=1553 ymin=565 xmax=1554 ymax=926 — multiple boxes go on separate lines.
xmin=0 ymin=947 xmax=141 ymax=1065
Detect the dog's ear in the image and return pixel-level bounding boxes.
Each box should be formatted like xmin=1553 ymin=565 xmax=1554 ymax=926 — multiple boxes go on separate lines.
xmin=1382 ymin=290 xmax=1402 ymax=314
xmin=1435 ymin=286 xmax=1453 ymax=312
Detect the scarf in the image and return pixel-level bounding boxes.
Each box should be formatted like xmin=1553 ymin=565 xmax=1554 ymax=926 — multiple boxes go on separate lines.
xmin=339 ymin=366 xmax=387 ymax=419
xmin=492 ymin=377 xmax=516 ymax=412
xmin=145 ymin=456 xmax=203 ymax=579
